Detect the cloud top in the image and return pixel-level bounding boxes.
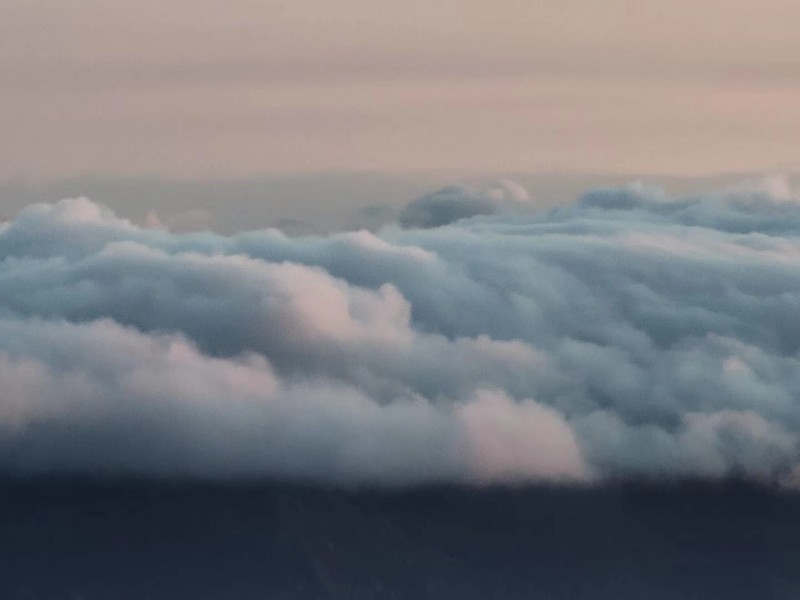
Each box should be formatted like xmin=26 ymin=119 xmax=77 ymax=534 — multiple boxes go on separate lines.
xmin=397 ymin=180 xmax=532 ymax=229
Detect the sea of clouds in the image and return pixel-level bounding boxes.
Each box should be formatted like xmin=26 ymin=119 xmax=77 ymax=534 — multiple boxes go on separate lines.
xmin=1 ymin=177 xmax=799 ymax=487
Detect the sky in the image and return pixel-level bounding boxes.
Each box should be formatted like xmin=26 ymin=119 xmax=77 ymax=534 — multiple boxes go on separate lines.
xmin=2 ymin=1 xmax=800 ymax=491
xmin=3 ymin=0 xmax=800 ymax=181
xmin=5 ymin=5 xmax=800 ymax=596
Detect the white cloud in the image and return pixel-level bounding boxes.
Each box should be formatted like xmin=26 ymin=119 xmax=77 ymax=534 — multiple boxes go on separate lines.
xmin=2 ymin=179 xmax=800 ymax=485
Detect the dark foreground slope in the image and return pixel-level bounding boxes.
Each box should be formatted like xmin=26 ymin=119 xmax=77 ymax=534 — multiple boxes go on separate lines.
xmin=1 ymin=479 xmax=799 ymax=600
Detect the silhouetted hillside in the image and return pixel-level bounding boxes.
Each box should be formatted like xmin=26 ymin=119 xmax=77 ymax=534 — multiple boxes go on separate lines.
xmin=2 ymin=479 xmax=799 ymax=600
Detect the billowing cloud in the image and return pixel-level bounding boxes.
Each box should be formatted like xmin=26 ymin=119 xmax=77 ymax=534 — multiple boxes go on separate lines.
xmin=1 ymin=177 xmax=800 ymax=486
xmin=397 ymin=180 xmax=531 ymax=228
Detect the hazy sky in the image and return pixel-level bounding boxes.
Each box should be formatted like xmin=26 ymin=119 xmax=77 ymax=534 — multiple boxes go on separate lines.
xmin=4 ymin=0 xmax=800 ymax=493
xmin=3 ymin=0 xmax=800 ymax=180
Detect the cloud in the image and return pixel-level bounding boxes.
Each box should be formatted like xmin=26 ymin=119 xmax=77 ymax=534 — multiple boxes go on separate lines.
xmin=1 ymin=177 xmax=800 ymax=486
xmin=458 ymin=390 xmax=587 ymax=483
xmin=0 ymin=318 xmax=579 ymax=485
xmin=397 ymin=180 xmax=532 ymax=229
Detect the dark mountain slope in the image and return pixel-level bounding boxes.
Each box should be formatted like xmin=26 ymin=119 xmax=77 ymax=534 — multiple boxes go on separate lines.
xmin=2 ymin=479 xmax=799 ymax=600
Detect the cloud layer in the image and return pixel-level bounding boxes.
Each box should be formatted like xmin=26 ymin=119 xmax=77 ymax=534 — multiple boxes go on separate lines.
xmin=2 ymin=178 xmax=800 ymax=486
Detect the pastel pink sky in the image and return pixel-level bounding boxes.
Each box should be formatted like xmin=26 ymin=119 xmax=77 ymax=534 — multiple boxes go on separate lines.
xmin=3 ymin=0 xmax=800 ymax=179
